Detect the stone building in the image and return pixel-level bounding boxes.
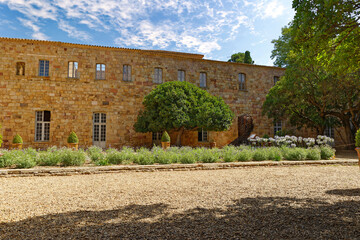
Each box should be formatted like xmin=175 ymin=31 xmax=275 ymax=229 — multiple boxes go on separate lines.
xmin=0 ymin=37 xmax=287 ymax=149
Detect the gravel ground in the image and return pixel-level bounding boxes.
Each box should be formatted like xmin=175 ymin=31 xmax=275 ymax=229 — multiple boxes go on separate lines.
xmin=0 ymin=165 xmax=359 ymax=239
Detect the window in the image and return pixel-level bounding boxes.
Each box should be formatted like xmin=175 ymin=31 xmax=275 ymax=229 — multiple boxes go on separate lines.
xmin=96 ymin=64 xmax=106 ymax=80
xmin=178 ymin=70 xmax=185 ymax=81
xmin=200 ymin=72 xmax=207 ymax=88
xmin=274 ymin=120 xmax=282 ymax=135
xmin=35 ymin=111 xmax=51 ymax=141
xmin=324 ymin=126 xmax=335 ymax=138
xmin=274 ymin=76 xmax=280 ymax=85
xmin=198 ymin=128 xmax=208 ymax=142
xmin=239 ymin=73 xmax=246 ymax=90
xmin=154 ymin=68 xmax=162 ymax=83
xmin=123 ymin=65 xmax=132 ymax=81
xmin=39 ymin=60 xmax=49 ymax=77
xmin=68 ymin=61 xmax=78 ymax=78
xmin=93 ymin=113 xmax=107 ymax=148
xmin=16 ymin=62 xmax=25 ymax=76
xmin=152 ymin=132 xmax=162 ymax=141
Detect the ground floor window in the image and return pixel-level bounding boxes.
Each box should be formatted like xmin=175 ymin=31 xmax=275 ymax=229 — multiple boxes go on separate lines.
xmin=93 ymin=113 xmax=106 ymax=148
xmin=35 ymin=111 xmax=51 ymax=141
xmin=152 ymin=132 xmax=162 ymax=141
xmin=198 ymin=128 xmax=208 ymax=142
xmin=274 ymin=120 xmax=282 ymax=135
xmin=324 ymin=126 xmax=335 ymax=138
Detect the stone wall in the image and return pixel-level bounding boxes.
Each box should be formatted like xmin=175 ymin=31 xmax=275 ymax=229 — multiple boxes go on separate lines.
xmin=0 ymin=38 xmax=285 ymax=149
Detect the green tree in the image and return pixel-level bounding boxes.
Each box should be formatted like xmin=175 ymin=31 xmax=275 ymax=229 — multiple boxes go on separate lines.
xmin=228 ymin=51 xmax=254 ymax=64
xmin=134 ymin=81 xmax=234 ymax=146
xmin=264 ymin=0 xmax=360 ymax=148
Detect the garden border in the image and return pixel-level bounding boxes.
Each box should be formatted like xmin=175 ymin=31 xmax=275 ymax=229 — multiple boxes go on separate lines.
xmin=0 ymin=159 xmax=358 ymax=178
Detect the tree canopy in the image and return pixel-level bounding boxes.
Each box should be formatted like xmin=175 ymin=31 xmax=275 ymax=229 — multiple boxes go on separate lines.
xmin=134 ymin=81 xmax=234 ymax=145
xmin=264 ymin=0 xmax=360 ymax=148
xmin=228 ymin=51 xmax=254 ymax=64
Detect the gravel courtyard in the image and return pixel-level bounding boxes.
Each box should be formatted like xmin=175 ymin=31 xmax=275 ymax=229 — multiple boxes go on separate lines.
xmin=1 ymin=165 xmax=359 ymax=239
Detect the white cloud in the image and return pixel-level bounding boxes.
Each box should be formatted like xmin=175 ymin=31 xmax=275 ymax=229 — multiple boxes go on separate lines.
xmin=58 ymin=20 xmax=91 ymax=41
xmin=1 ymin=0 xmax=280 ymax=55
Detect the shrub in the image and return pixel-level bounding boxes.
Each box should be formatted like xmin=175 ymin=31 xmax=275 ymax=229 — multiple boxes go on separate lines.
xmin=105 ymin=148 xmax=125 ymax=165
xmin=15 ymin=153 xmax=37 ymax=168
xmin=67 ymin=131 xmax=79 ymax=144
xmin=12 ymin=134 xmax=23 ymax=144
xmin=59 ymin=148 xmax=86 ymax=166
xmin=196 ymin=148 xmax=219 ymax=163
xmin=267 ymin=147 xmax=282 ymax=161
xmin=0 ymin=150 xmax=16 ymax=168
xmin=320 ymin=146 xmax=335 ymax=160
xmin=179 ymin=151 xmax=196 ymax=164
xmin=0 ymin=149 xmax=37 ymax=169
xmin=306 ymin=147 xmax=321 ymax=160
xmin=252 ymin=148 xmax=268 ymax=161
xmin=355 ymin=129 xmax=360 ymax=148
xmin=236 ymin=149 xmax=253 ymax=162
xmin=134 ymin=148 xmax=154 ymax=165
xmin=282 ymin=147 xmax=307 ymax=161
xmin=223 ymin=146 xmax=237 ymax=162
xmin=87 ymin=146 xmax=104 ymax=163
xmin=161 ymin=131 xmax=170 ymax=142
xmin=262 ymin=134 xmax=270 ymax=139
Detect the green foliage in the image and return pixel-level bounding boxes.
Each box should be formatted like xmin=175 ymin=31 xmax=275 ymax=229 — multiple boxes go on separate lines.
xmin=306 ymin=147 xmax=321 ymax=160
xmin=266 ymin=1 xmax=360 ymax=146
xmin=59 ymin=148 xmax=86 ymax=166
xmin=252 ymin=148 xmax=268 ymax=161
xmin=236 ymin=149 xmax=253 ymax=162
xmin=134 ymin=81 xmax=234 ymax=145
xmin=228 ymin=51 xmax=254 ymax=64
xmin=67 ymin=131 xmax=79 ymax=144
xmin=262 ymin=134 xmax=270 ymax=139
xmin=320 ymin=146 xmax=335 ymax=160
xmin=355 ymin=129 xmax=360 ymax=148
xmin=86 ymin=146 xmax=104 ymax=163
xmin=12 ymin=134 xmax=23 ymax=144
xmin=267 ymin=147 xmax=282 ymax=161
xmin=38 ymin=146 xmax=61 ymax=166
xmin=282 ymin=147 xmax=307 ymax=161
xmin=161 ymin=131 xmax=170 ymax=142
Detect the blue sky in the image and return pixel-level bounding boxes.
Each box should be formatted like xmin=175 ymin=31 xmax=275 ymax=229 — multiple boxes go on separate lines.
xmin=0 ymin=0 xmax=294 ymax=66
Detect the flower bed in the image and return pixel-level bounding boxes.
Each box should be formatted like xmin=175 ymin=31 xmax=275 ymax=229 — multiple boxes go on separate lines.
xmin=0 ymin=145 xmax=336 ymax=169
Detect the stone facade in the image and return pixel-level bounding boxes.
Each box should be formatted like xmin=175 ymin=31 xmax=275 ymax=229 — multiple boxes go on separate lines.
xmin=0 ymin=37 xmax=286 ymax=149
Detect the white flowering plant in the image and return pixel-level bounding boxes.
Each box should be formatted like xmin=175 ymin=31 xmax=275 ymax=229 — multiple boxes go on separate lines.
xmin=248 ymin=135 xmax=334 ymax=148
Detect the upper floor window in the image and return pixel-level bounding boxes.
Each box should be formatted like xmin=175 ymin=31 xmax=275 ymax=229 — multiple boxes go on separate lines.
xmin=68 ymin=61 xmax=79 ymax=78
xmin=35 ymin=111 xmax=51 ymax=142
xmin=16 ymin=62 xmax=25 ymax=76
xmin=154 ymin=67 xmax=162 ymax=84
xmin=239 ymin=73 xmax=246 ymax=90
xmin=274 ymin=76 xmax=280 ymax=85
xmin=200 ymin=72 xmax=207 ymax=88
xmin=274 ymin=120 xmax=282 ymax=135
xmin=96 ymin=64 xmax=106 ymax=80
xmin=39 ymin=60 xmax=49 ymax=77
xmin=178 ymin=70 xmax=185 ymax=81
xmin=198 ymin=128 xmax=208 ymax=142
xmin=123 ymin=65 xmax=132 ymax=81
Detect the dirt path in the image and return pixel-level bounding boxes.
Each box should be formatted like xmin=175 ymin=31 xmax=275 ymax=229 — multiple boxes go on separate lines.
xmin=0 ymin=165 xmax=359 ymax=239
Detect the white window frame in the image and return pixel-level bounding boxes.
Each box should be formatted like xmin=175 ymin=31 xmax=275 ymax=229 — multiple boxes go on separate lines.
xmin=274 ymin=76 xmax=280 ymax=85
xmin=123 ymin=64 xmax=132 ymax=81
xmin=200 ymin=72 xmax=207 ymax=88
xmin=96 ymin=63 xmax=106 ymax=80
xmin=154 ymin=67 xmax=163 ymax=83
xmin=274 ymin=120 xmax=282 ymax=135
xmin=35 ymin=111 xmax=51 ymax=142
xmin=39 ymin=60 xmax=49 ymax=77
xmin=68 ymin=61 xmax=79 ymax=78
xmin=178 ymin=70 xmax=185 ymax=82
xmin=198 ymin=128 xmax=208 ymax=142
xmin=93 ymin=113 xmax=107 ymax=147
xmin=239 ymin=73 xmax=246 ymax=90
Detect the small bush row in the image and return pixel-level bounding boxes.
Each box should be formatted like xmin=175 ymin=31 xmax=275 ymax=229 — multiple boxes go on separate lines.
xmin=0 ymin=145 xmax=335 ymax=169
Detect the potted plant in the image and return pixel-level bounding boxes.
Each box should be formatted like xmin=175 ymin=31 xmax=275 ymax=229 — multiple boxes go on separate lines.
xmin=12 ymin=134 xmax=23 ymax=150
xmin=355 ymin=129 xmax=360 ymax=166
xmin=210 ymin=139 xmax=216 ymax=148
xmin=67 ymin=131 xmax=79 ymax=150
xmin=161 ymin=131 xmax=170 ymax=150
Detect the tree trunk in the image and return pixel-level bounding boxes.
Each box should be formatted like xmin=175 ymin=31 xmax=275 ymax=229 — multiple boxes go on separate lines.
xmin=176 ymin=127 xmax=184 ymax=146
xmin=343 ymin=121 xmax=355 ymax=150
